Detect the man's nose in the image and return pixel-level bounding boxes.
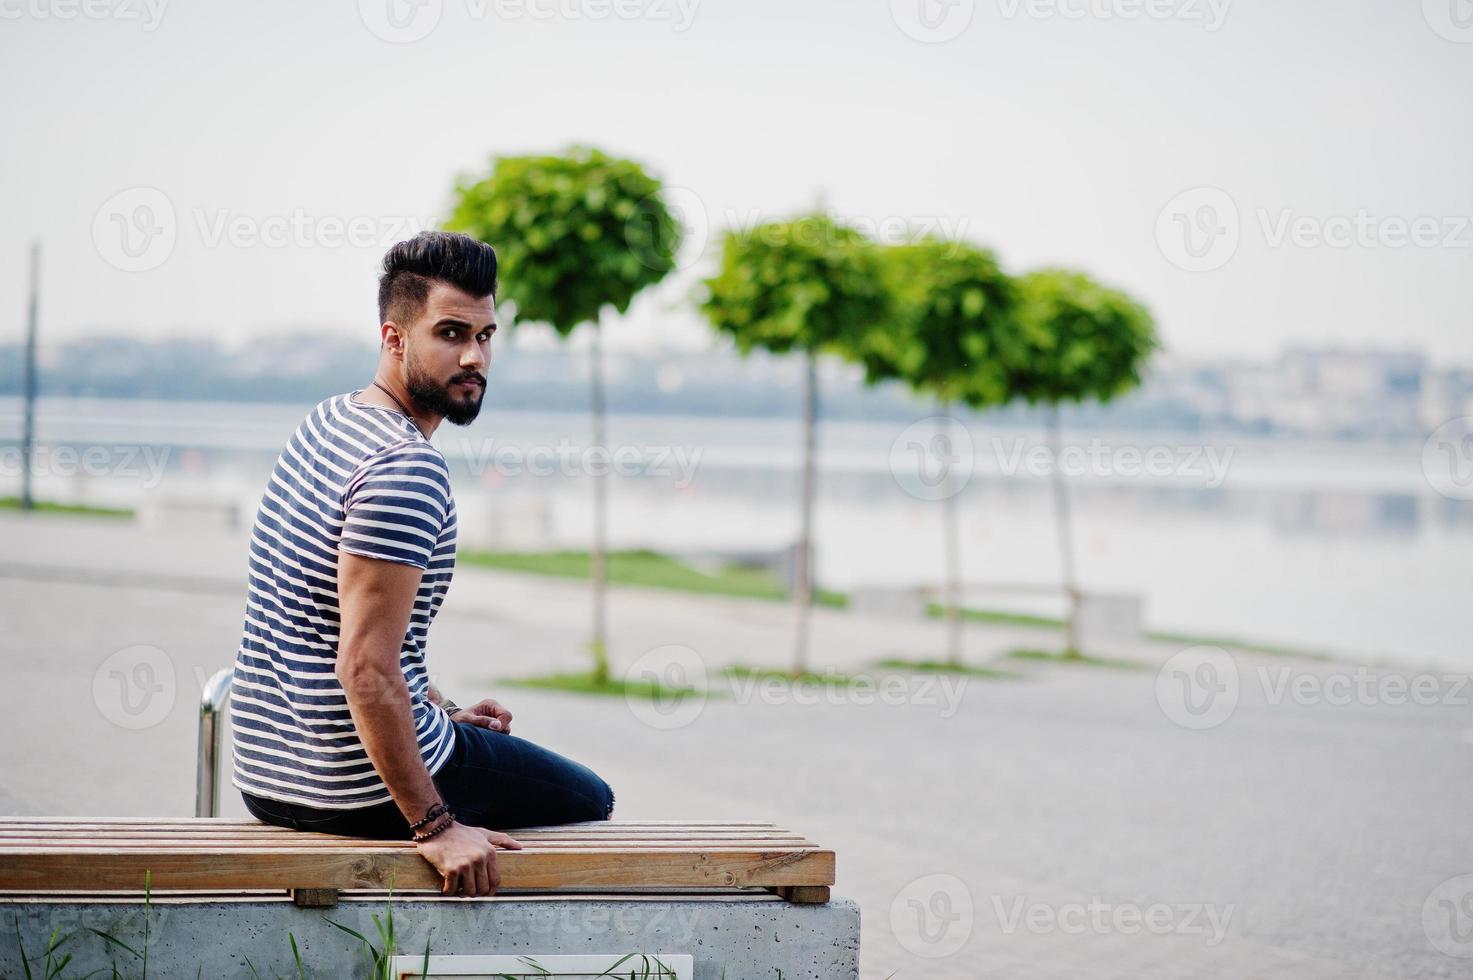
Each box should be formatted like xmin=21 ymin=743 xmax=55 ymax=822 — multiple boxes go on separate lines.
xmin=461 ymin=344 xmax=488 ymax=372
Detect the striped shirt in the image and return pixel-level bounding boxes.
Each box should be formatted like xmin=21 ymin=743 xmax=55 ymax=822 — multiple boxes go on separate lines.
xmin=230 ymin=390 xmax=459 ymax=809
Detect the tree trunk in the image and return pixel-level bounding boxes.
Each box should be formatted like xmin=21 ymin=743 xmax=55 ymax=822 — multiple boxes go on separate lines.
xmin=791 ymin=350 xmax=818 ymax=677
xmin=20 ymin=241 xmax=39 ymax=512
xmin=1045 ymin=405 xmax=1081 ymax=657
xmin=942 ymin=404 xmax=964 ymax=667
xmin=589 ymin=316 xmax=610 ymax=685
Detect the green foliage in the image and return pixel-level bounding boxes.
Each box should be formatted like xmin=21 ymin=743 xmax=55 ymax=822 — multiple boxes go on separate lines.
xmin=0 ymin=497 xmax=133 ymax=518
xmin=498 ymin=669 xmax=705 ymax=702
xmin=1005 ymin=648 xmax=1148 ymax=671
xmin=872 ymin=657 xmax=1022 ymax=679
xmin=460 ymin=548 xmax=847 ymax=607
xmin=699 ymin=214 xmax=889 ymax=357
xmin=858 ymin=239 xmax=1016 ymax=408
xmin=999 ymin=269 xmax=1158 ymax=406
xmin=448 ymin=146 xmax=681 ymax=334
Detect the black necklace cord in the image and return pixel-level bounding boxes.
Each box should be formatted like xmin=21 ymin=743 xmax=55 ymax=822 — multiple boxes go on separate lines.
xmin=370 ymin=380 xmax=423 ymax=435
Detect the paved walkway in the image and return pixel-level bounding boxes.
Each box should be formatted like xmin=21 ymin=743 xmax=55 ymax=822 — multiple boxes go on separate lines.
xmin=3 ymin=513 xmax=1471 ymax=979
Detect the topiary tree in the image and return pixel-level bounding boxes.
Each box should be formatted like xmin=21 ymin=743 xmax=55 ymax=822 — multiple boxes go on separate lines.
xmin=448 ymin=146 xmax=682 ymax=685
xmin=699 ymin=214 xmax=889 ymax=676
xmin=855 ymin=239 xmax=1017 ymax=666
xmin=999 ymin=269 xmax=1158 ymax=657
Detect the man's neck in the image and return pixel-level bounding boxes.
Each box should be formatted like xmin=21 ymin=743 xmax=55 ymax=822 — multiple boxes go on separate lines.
xmin=362 ymin=376 xmax=440 ymax=438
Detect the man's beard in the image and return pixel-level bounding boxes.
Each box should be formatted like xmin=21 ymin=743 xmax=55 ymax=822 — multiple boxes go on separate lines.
xmin=404 ymin=350 xmax=485 ymax=426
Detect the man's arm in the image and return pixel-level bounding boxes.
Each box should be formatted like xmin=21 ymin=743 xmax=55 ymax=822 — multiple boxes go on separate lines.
xmin=336 ymin=553 xmax=443 ymax=821
xmin=336 ymin=551 xmax=521 ymax=896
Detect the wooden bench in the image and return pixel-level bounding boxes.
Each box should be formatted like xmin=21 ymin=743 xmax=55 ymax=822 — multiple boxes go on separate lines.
xmin=0 ymin=818 xmax=835 ymax=908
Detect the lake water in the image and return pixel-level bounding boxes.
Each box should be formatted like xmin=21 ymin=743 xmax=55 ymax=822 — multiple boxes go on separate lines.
xmin=2 ymin=396 xmax=1470 ymax=669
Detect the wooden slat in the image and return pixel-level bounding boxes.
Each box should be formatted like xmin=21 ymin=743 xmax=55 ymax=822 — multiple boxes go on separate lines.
xmin=0 ymin=839 xmax=817 ymax=851
xmin=0 ymin=846 xmax=835 ymax=892
xmin=0 ymin=829 xmax=811 ymax=842
xmin=0 ymin=819 xmax=780 ymax=828
xmin=0 ymin=818 xmax=835 ymax=902
xmin=770 ymin=885 xmax=832 ymax=904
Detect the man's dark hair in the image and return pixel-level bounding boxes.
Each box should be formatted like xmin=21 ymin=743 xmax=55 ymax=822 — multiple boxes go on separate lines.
xmin=377 ymin=231 xmax=498 ymax=325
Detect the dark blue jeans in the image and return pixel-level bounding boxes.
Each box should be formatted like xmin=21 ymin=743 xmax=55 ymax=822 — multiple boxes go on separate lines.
xmin=242 ymin=722 xmax=615 ymax=840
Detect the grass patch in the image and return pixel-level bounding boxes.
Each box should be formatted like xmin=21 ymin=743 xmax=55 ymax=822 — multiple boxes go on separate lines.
xmin=497 ymin=669 xmax=707 ymax=701
xmin=460 ymin=548 xmax=848 ymax=608
xmin=874 ymin=657 xmax=1023 ymax=679
xmin=1145 ymin=629 xmax=1330 ymax=661
xmin=1005 ymin=648 xmax=1149 ymax=671
xmin=721 ymin=664 xmax=864 ymax=685
xmin=0 ymin=496 xmax=133 ymax=518
xmin=925 ymin=604 xmax=1064 ymax=629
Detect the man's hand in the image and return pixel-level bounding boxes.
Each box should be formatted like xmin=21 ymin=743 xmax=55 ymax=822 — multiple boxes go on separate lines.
xmin=451 ymin=698 xmax=513 ymax=735
xmin=416 ymin=821 xmax=523 ymax=897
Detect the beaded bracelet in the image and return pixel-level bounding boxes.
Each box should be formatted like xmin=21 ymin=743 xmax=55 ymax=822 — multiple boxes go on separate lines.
xmin=412 ymin=813 xmax=455 ymax=843
xmin=410 ymin=802 xmax=451 ymax=833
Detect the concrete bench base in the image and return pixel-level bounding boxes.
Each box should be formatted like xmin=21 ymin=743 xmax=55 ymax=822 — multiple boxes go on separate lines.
xmin=2 ymin=892 xmax=861 ymax=979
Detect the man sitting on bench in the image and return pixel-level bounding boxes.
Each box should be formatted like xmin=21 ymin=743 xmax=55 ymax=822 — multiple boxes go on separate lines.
xmin=230 ymin=230 xmax=615 ymax=898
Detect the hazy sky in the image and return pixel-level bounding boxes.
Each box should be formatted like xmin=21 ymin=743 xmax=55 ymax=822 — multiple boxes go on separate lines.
xmin=2 ymin=0 xmax=1471 ymax=361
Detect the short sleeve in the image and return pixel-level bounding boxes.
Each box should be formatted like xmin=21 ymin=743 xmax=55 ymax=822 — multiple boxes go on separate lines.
xmin=340 ymin=442 xmax=452 ymax=570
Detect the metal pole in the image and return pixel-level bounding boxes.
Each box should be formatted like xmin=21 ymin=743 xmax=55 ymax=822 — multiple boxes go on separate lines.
xmin=20 ymin=241 xmax=39 ymax=511
xmin=941 ymin=404 xmax=964 ymax=666
xmin=1046 ymin=405 xmax=1081 ymax=656
xmin=791 ymin=349 xmax=818 ymax=676
xmin=196 ymin=668 xmax=233 ymax=817
xmin=589 ymin=314 xmax=609 ymax=685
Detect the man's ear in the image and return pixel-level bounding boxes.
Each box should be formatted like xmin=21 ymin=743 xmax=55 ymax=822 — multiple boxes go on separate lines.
xmin=381 ymin=322 xmax=406 ymax=359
